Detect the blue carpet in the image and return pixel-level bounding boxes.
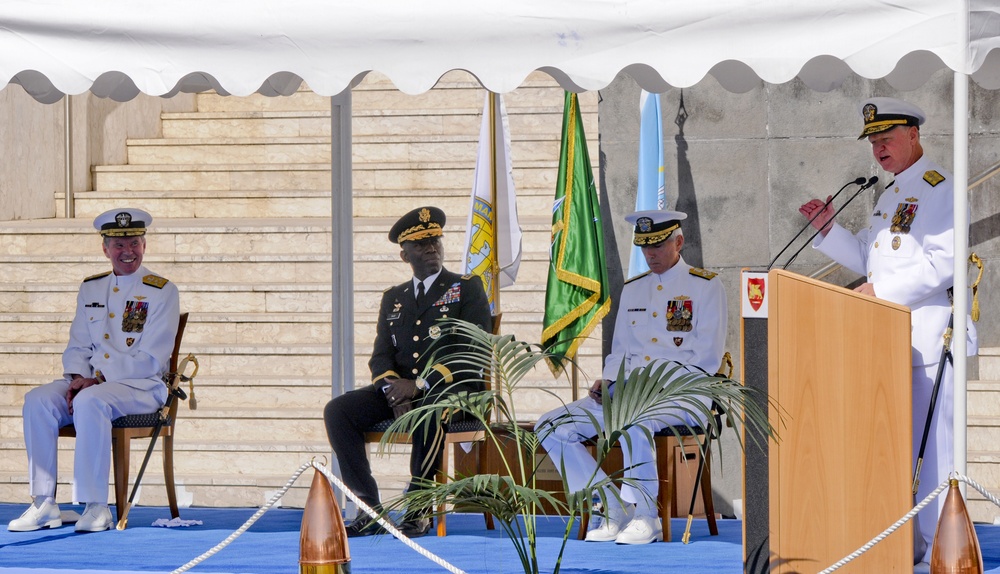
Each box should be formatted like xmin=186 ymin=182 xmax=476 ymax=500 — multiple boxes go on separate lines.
xmin=0 ymin=504 xmax=998 ymax=573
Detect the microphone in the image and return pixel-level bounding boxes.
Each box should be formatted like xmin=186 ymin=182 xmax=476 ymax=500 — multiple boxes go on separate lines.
xmin=767 ymin=177 xmax=866 ymax=271
xmin=782 ymin=176 xmax=879 ymax=269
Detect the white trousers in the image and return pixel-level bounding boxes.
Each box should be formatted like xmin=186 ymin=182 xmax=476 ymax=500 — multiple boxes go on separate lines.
xmin=912 ymin=361 xmax=953 ymax=562
xmin=537 ymin=395 xmax=704 ymax=517
xmin=22 ymin=378 xmax=165 ymax=504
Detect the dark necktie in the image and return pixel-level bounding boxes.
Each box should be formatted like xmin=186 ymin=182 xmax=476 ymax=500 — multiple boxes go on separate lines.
xmin=416 ymin=281 xmax=426 ymax=306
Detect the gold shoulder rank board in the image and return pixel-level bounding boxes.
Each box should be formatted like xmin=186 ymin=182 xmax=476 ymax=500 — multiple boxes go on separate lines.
xmin=689 ymin=267 xmax=717 ymax=280
xmin=84 ymin=271 xmax=112 ymax=282
xmin=923 ymin=170 xmax=945 ymax=187
xmin=461 ymin=273 xmax=475 ymax=280
xmin=625 ymin=270 xmax=651 ymax=285
xmin=142 ymin=274 xmax=169 ymax=289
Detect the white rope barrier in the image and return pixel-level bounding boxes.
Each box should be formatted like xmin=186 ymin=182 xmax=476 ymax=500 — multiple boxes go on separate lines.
xmin=169 ymin=460 xmax=466 ymax=574
xmin=155 ymin=465 xmax=1000 ymax=574
xmin=817 ymin=473 xmax=999 ymax=573
xmin=312 ymin=461 xmax=467 ymax=574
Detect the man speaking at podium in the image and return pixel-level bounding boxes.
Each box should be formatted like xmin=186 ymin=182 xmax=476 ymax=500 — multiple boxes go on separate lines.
xmin=798 ymin=97 xmax=977 ymax=562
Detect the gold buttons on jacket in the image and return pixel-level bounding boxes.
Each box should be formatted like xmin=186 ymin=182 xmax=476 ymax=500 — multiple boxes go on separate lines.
xmin=104 ymin=353 xmax=110 ymax=359
xmin=412 ymin=352 xmax=419 ymax=358
xmin=104 ymin=334 xmax=109 ymax=340
xmin=412 ymin=368 xmax=418 ymax=375
xmin=413 ymin=336 xmax=419 ymax=342
xmin=652 ymin=312 xmax=658 ymax=318
xmin=109 ymin=313 xmax=115 ymax=318
xmin=874 ymin=242 xmax=879 ymax=248
xmin=113 ymin=287 xmax=119 ymax=293
xmin=644 ymin=356 xmax=651 ymax=361
xmin=657 ymin=285 xmax=663 ymax=291
xmin=416 ymin=320 xmax=422 ymax=325
xmin=651 ymin=338 xmax=658 ymax=343
xmin=868 ymin=272 xmax=873 ymax=278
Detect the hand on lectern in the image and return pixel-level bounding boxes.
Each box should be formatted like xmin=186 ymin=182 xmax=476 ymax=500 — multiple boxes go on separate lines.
xmin=853 ymin=282 xmax=877 ymax=297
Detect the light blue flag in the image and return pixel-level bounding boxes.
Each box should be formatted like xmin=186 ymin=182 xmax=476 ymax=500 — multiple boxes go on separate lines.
xmin=628 ymin=90 xmax=665 ymax=279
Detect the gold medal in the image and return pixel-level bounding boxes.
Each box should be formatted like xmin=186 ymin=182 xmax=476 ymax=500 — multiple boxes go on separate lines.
xmin=892 ymin=236 xmax=901 ymax=250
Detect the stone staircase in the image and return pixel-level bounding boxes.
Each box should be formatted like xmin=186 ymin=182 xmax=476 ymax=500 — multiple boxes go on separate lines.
xmin=969 ymin=348 xmax=1000 ymax=523
xmin=0 ymin=71 xmax=603 ymax=509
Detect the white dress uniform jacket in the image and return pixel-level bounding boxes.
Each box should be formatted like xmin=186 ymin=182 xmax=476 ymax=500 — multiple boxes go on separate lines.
xmin=604 ymin=257 xmax=728 ymax=381
xmin=22 ymin=265 xmax=179 ymax=503
xmin=814 ymin=155 xmax=977 ymax=364
xmin=538 ymin=256 xmax=727 ymax=515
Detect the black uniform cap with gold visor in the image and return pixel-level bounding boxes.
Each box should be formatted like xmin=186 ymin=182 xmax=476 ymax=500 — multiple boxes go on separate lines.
xmin=858 ymin=97 xmax=925 ymax=140
xmin=93 ymin=208 xmax=152 ymax=237
xmin=625 ymin=209 xmax=687 ymax=246
xmin=388 ymin=206 xmax=446 ymax=244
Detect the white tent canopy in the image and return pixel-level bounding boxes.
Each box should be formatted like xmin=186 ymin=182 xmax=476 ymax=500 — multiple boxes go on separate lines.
xmin=2 ymin=0 xmax=999 ymax=102
xmin=1 ymin=0 xmax=998 ymax=477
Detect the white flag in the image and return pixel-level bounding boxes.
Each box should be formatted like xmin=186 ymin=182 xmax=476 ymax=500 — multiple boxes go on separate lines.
xmin=464 ymin=92 xmax=522 ymax=314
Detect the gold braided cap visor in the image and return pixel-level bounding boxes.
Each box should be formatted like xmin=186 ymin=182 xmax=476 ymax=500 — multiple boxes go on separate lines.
xmin=100 ymin=228 xmax=146 ymax=237
xmin=633 ymin=223 xmax=679 ymax=246
xmin=397 ymin=223 xmax=443 ymax=243
xmin=859 ymin=118 xmax=913 ymax=139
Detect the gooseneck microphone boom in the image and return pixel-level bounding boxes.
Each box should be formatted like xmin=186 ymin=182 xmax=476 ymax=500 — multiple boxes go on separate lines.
xmin=781 ymin=175 xmax=879 ymax=270
xmin=767 ymin=177 xmax=866 ymax=271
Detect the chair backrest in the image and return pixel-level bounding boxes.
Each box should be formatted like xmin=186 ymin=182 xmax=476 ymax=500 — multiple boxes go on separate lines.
xmin=162 ymin=312 xmax=190 ymax=424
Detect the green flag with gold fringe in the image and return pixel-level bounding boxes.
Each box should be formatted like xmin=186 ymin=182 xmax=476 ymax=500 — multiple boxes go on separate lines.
xmin=542 ymin=92 xmax=611 ymax=374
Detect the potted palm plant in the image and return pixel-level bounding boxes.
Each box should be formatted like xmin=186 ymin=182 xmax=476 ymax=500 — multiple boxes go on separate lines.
xmin=378 ymin=319 xmax=777 ymax=574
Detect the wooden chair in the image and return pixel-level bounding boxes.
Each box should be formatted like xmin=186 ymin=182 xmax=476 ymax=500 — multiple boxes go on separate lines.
xmin=579 ymin=354 xmax=732 ymax=542
xmin=364 ymin=416 xmax=493 ymax=536
xmin=59 ymin=312 xmax=190 ymax=522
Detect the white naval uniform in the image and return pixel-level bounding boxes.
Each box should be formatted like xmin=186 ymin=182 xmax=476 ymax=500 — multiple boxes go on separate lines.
xmin=813 ymin=155 xmax=977 ymax=558
xmin=538 ymin=256 xmax=727 ymax=515
xmin=21 ymin=265 xmax=180 ymax=504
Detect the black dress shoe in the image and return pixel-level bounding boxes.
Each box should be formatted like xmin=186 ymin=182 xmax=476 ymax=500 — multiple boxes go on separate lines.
xmin=344 ymin=514 xmax=388 ymax=537
xmin=397 ymin=517 xmax=432 ymax=538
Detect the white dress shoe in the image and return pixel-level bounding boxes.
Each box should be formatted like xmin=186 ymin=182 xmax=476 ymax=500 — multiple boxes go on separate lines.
xmin=584 ymin=502 xmax=634 ymax=542
xmin=615 ymin=514 xmax=663 ymax=545
xmin=75 ymin=503 xmax=113 ymax=532
xmin=8 ymin=498 xmax=62 ymax=532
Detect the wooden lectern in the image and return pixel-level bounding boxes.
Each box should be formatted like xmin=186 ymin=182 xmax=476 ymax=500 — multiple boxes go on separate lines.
xmin=742 ymin=269 xmax=913 ymax=573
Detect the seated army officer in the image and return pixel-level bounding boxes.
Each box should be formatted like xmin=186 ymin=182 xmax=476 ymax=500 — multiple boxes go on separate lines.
xmin=8 ymin=208 xmax=180 ymax=533
xmin=324 ymin=206 xmax=491 ymax=538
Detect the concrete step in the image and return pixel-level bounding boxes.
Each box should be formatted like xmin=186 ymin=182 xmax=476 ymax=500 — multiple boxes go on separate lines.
xmin=0 ymin=255 xmax=332 ymax=285
xmin=59 ymin=186 xmax=564 ymax=220
xmin=160 ymin=107 xmax=592 ymax=140
xmin=0 ymin=278 xmax=558 ymax=316
xmin=123 ymin=135 xmax=574 ymax=166
xmin=91 ymin=160 xmax=566 ymax=193
xmin=969 ymin=381 xmax=1000 ymax=416
xmin=967 ymin=450 xmax=1000 ymax=523
xmin=0 ymin=456 xmax=413 ymax=510
xmin=980 ymin=347 xmax=1000 ymax=380
xmin=968 ymin=416 xmax=1000 ymax=452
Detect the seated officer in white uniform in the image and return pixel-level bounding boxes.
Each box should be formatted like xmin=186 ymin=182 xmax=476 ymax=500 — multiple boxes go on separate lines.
xmin=8 ymin=208 xmax=180 ymax=533
xmin=537 ymin=209 xmax=727 ymax=544
xmin=799 ymin=97 xmax=977 ymax=563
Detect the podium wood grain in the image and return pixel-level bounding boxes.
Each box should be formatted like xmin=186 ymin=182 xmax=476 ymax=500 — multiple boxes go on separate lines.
xmin=767 ymin=270 xmax=912 ymax=573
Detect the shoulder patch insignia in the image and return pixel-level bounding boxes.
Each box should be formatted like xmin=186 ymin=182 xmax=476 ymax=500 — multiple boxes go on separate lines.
xmin=923 ymin=170 xmax=945 ymax=187
xmin=689 ymin=267 xmax=718 ymax=280
xmin=142 ymin=274 xmax=169 ymax=289
xmin=625 ymin=270 xmax=651 ymax=285
xmin=461 ymin=273 xmax=475 ymax=280
xmin=84 ymin=271 xmax=112 ymax=282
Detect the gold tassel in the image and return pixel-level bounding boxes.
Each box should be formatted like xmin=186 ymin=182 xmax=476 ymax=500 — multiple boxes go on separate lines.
xmin=969 ymin=253 xmax=983 ymax=323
